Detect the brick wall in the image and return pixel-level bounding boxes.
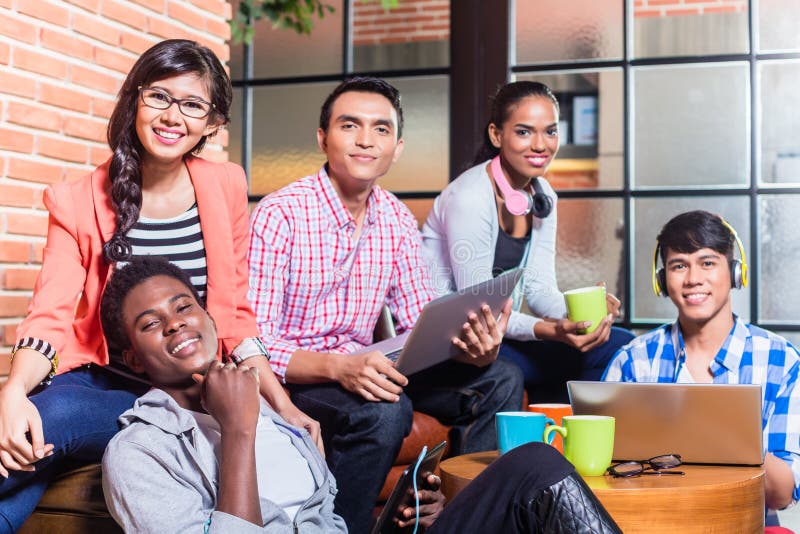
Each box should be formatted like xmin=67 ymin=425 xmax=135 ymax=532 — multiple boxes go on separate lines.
xmin=633 ymin=0 xmax=746 ymax=17
xmin=352 ymin=0 xmax=449 ymax=46
xmin=0 ymin=0 xmax=231 ymax=381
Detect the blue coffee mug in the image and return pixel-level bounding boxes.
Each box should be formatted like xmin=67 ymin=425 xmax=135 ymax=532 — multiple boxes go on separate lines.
xmin=496 ymin=411 xmax=556 ymax=454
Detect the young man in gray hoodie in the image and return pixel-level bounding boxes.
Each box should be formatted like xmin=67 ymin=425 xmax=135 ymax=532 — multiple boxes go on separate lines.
xmin=99 ymin=257 xmax=621 ymax=534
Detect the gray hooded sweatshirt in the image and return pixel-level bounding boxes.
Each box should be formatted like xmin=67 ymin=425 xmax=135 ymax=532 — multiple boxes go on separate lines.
xmin=102 ymin=388 xmax=347 ymax=533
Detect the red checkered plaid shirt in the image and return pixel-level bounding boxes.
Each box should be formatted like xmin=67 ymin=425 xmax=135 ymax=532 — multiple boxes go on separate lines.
xmin=247 ymin=167 xmax=436 ymax=381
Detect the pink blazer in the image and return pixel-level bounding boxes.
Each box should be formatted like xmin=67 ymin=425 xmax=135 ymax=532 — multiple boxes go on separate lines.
xmin=16 ymin=156 xmax=258 ymax=374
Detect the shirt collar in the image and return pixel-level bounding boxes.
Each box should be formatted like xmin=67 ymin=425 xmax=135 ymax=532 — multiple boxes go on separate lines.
xmin=315 ymin=165 xmax=381 ymax=230
xmin=670 ymin=314 xmax=747 ymax=374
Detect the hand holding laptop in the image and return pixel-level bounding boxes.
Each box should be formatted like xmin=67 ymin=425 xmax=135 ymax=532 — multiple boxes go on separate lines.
xmin=451 ymin=300 xmax=512 ymax=367
xmin=334 ymin=350 xmax=408 ymax=403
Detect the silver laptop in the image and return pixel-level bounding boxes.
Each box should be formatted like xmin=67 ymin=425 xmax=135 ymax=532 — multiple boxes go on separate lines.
xmin=568 ymin=381 xmax=764 ymax=465
xmin=355 ymin=268 xmax=522 ymax=376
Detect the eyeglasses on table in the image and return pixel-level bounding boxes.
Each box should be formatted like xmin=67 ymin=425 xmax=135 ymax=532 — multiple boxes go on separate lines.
xmin=606 ymin=454 xmax=685 ymax=478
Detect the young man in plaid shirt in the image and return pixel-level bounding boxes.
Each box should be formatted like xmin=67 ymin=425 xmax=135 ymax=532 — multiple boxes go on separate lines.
xmin=603 ymin=210 xmax=799 ymax=521
xmin=247 ymin=77 xmax=523 ymax=533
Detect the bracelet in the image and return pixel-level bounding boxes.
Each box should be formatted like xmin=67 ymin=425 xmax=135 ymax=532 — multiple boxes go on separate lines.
xmin=229 ymin=337 xmax=271 ymax=365
xmin=11 ymin=337 xmax=59 ymax=385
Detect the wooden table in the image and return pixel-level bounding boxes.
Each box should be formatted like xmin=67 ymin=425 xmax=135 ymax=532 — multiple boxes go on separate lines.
xmin=439 ymin=451 xmax=765 ymax=533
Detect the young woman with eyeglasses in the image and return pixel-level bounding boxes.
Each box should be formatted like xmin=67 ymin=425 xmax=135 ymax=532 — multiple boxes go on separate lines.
xmin=0 ymin=39 xmax=318 ymax=532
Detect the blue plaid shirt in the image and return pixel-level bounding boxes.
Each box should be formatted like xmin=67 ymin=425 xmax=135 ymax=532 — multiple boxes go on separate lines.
xmin=603 ymin=316 xmax=800 ymax=504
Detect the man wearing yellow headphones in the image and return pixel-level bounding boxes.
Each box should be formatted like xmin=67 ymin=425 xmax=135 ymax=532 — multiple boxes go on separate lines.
xmin=603 ymin=210 xmax=799 ymax=521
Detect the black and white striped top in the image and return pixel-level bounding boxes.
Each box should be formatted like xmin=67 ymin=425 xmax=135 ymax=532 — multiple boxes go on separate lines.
xmin=119 ymin=203 xmax=208 ymax=299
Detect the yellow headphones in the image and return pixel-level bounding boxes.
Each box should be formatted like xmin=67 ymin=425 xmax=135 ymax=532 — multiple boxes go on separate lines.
xmin=652 ymin=216 xmax=749 ymax=297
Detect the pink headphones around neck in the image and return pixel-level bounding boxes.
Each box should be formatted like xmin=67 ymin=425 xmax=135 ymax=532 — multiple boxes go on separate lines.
xmin=490 ymin=156 xmax=553 ymax=218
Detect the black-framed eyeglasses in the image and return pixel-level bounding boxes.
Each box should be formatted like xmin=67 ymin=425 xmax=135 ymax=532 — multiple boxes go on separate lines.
xmin=606 ymin=454 xmax=684 ymax=478
xmin=137 ymin=86 xmax=214 ymax=119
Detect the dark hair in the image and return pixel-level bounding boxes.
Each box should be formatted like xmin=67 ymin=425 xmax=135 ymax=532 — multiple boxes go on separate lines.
xmin=657 ymin=210 xmax=735 ymax=265
xmin=473 ymin=81 xmax=560 ymax=165
xmin=100 ymin=256 xmax=203 ymax=354
xmin=319 ymin=76 xmax=404 ymax=138
xmin=103 ymin=39 xmax=232 ymax=264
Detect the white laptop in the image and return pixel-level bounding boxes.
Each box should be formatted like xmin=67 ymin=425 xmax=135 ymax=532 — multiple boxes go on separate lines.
xmin=355 ymin=268 xmax=522 ymax=376
xmin=568 ymin=381 xmax=764 ymax=465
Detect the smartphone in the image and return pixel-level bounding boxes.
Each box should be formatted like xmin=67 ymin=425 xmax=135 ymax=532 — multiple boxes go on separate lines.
xmin=370 ymin=440 xmax=448 ymax=534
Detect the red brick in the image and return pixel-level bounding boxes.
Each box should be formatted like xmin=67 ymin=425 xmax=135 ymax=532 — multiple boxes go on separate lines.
xmin=33 ymin=242 xmax=45 ymax=262
xmin=0 ymin=240 xmax=30 ymax=262
xmin=38 ymin=136 xmax=89 ymax=164
xmin=66 ymin=0 xmax=100 ymax=11
xmin=92 ymin=98 xmax=116 ymax=119
xmin=40 ymin=82 xmax=92 ymax=114
xmin=0 ymin=14 xmax=38 ymax=44
xmin=64 ymin=116 xmax=107 ymax=143
xmin=89 ymin=145 xmax=112 ymax=166
xmin=0 ymin=70 xmax=36 ymax=98
xmin=189 ymin=0 xmax=226 ymax=17
xmin=633 ymin=8 xmax=663 ymax=18
xmin=14 ymin=49 xmax=68 ymax=79
xmin=0 ymin=183 xmax=38 ymax=209
xmin=703 ymin=5 xmax=742 ymax=13
xmin=0 ymin=0 xmax=11 ymax=8
xmin=0 ymin=295 xmax=30 ymax=317
xmin=41 ymin=29 xmax=94 ymax=62
xmin=147 ymin=16 xmax=189 ymax=40
xmin=72 ymin=12 xmax=119 ymax=46
xmin=102 ymin=0 xmax=148 ymax=30
xmin=17 ymin=0 xmax=69 ymax=26
xmin=3 ymin=324 xmax=17 ymax=346
xmin=168 ymin=1 xmax=207 ymax=29
xmin=71 ymin=64 xmax=121 ymax=94
xmin=6 ymin=102 xmax=61 ymax=132
xmin=5 ymin=211 xmax=48 ymax=237
xmin=206 ymin=18 xmax=230 ymax=40
xmin=3 ymin=268 xmax=39 ymax=290
xmin=663 ymin=7 xmax=703 ymax=15
xmin=0 ymin=42 xmax=9 ymax=65
xmin=0 ymin=128 xmax=35 ymax=153
xmin=0 ymin=354 xmax=10 ymax=377
xmin=120 ymin=31 xmax=157 ymax=55
xmin=64 ymin=167 xmax=90 ymax=183
xmin=132 ymin=0 xmax=165 ymax=12
xmin=94 ymin=46 xmax=136 ymax=74
xmin=7 ymin=159 xmax=63 ymax=184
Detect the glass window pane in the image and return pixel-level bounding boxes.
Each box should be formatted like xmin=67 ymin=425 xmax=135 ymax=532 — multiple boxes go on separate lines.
xmin=352 ymin=0 xmax=449 ymax=71
xmin=759 ymin=0 xmax=800 ymax=53
xmin=633 ymin=64 xmax=750 ymax=189
xmin=556 ymin=199 xmax=625 ymax=316
xmin=632 ymin=197 xmax=751 ymax=323
xmin=759 ymin=61 xmax=800 ymax=185
xmin=230 ymin=0 xmax=344 ymax=80
xmin=249 ymin=82 xmax=337 ymax=196
xmin=516 ymin=69 xmax=624 ymax=190
xmin=228 ymin=87 xmax=243 ymax=167
xmin=377 ymin=76 xmax=449 ymax=193
xmin=632 ymin=3 xmax=748 ymax=58
xmin=759 ymin=195 xmax=800 ymax=323
xmin=515 ymin=0 xmax=622 ymax=64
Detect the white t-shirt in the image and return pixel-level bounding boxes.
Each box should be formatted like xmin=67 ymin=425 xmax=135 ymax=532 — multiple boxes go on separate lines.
xmin=190 ymin=408 xmax=317 ymax=521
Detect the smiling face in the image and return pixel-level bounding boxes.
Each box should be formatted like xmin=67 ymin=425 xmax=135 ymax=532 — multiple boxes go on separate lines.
xmin=664 ymin=247 xmax=733 ymax=330
xmin=121 ymin=275 xmax=218 ymax=391
xmin=489 ymin=95 xmax=559 ymax=187
xmin=134 ymin=73 xmax=219 ymax=165
xmin=317 ymin=90 xmax=404 ymax=188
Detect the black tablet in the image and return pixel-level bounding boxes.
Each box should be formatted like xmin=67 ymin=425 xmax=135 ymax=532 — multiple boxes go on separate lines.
xmin=371 ymin=440 xmax=448 ymax=534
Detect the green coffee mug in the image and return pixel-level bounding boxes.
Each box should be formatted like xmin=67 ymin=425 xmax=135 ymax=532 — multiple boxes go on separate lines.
xmin=563 ymin=286 xmax=607 ymax=334
xmin=543 ymin=415 xmax=615 ymax=476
